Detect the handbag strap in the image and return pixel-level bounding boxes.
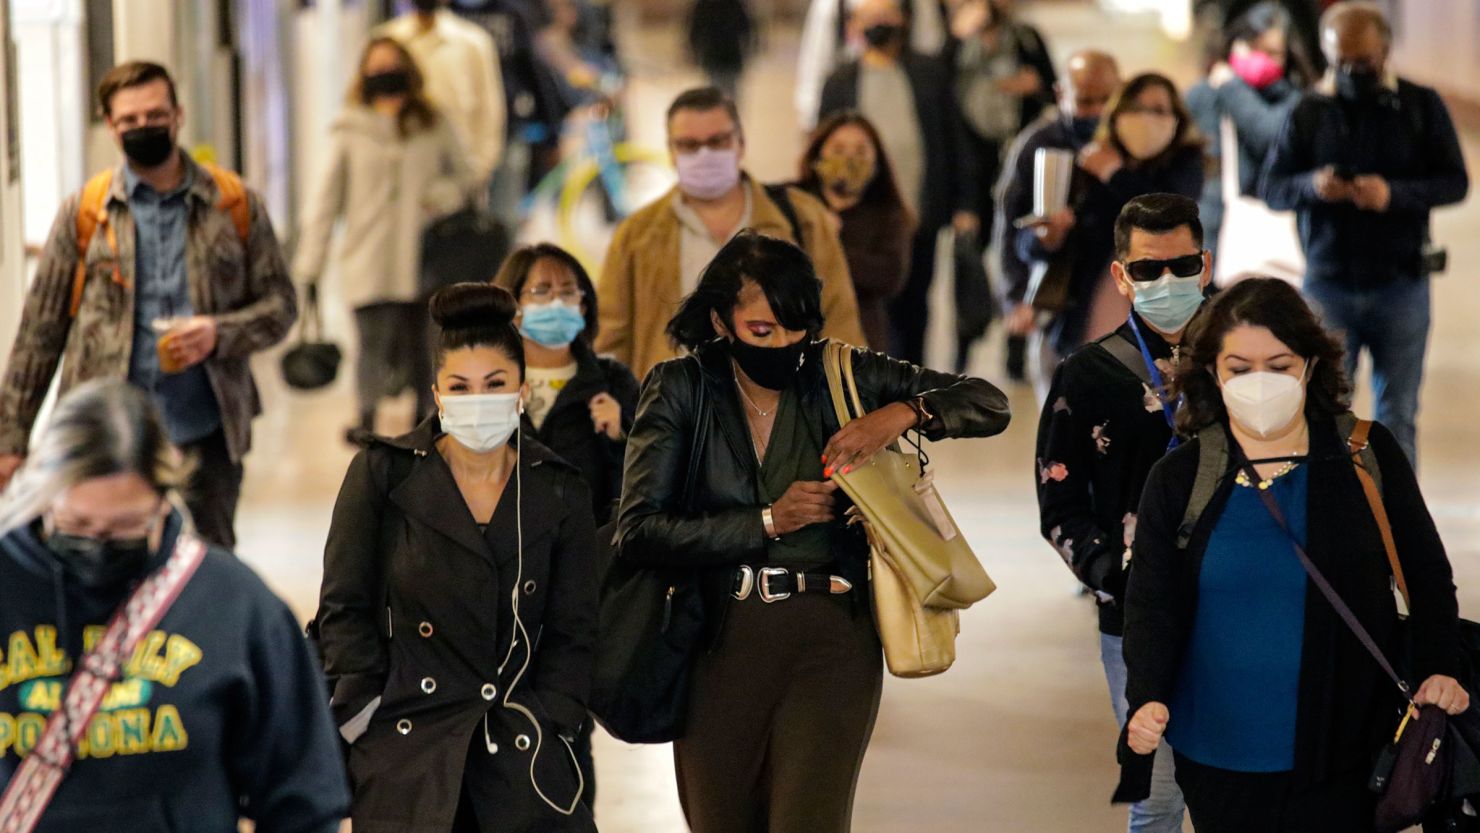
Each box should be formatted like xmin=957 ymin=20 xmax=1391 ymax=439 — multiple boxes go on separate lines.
xmin=683 ymin=355 xmax=711 ymax=511
xmin=299 ymin=283 xmax=325 ymax=345
xmin=0 ymin=534 xmax=208 ymax=833
xmin=1346 ymin=420 xmax=1412 ymax=610
xmin=823 ymin=341 xmax=859 ymax=428
xmin=1234 ymin=445 xmax=1413 ymax=701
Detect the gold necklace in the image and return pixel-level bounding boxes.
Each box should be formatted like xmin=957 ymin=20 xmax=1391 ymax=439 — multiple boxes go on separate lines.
xmin=1235 ymin=460 xmax=1300 ymax=490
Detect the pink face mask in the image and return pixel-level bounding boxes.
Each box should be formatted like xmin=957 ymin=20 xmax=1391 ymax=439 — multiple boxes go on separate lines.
xmin=1230 ymin=50 xmax=1284 ymax=90
xmin=675 ymin=147 xmax=741 ymax=201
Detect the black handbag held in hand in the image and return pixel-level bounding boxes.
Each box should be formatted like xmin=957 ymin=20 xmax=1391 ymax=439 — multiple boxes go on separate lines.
xmin=281 ymin=283 xmax=342 ymax=391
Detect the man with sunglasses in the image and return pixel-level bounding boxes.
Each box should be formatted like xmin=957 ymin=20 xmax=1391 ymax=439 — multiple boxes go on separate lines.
xmin=0 ymin=62 xmax=296 ymax=551
xmin=1035 ymin=193 xmax=1209 ymax=833
xmin=596 ymin=86 xmax=864 ymax=379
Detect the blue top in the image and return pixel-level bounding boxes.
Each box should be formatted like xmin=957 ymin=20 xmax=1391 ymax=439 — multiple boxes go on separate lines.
xmin=1166 ymin=464 xmax=1309 ymax=772
xmin=124 ymin=163 xmax=222 ymax=446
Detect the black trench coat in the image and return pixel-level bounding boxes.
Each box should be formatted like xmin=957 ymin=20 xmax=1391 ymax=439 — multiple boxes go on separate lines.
xmin=318 ymin=418 xmax=598 ymax=833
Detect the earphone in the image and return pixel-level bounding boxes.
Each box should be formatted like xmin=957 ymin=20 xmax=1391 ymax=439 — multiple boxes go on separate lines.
xmin=488 ymin=422 xmax=585 ymax=816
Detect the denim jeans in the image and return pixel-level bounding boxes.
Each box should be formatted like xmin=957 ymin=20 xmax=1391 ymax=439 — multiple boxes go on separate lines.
xmin=1102 ymin=633 xmax=1187 ymax=833
xmin=1303 ymin=277 xmax=1431 ymax=466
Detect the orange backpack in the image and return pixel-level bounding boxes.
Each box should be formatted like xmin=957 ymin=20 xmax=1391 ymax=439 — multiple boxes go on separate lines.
xmin=69 ymin=161 xmax=251 ymax=317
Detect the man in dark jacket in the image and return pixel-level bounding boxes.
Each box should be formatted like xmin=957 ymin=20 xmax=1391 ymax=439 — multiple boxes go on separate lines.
xmin=992 ymin=49 xmax=1120 ymax=397
xmin=818 ymin=0 xmax=979 ymax=366
xmin=1036 ymin=194 xmax=1210 ymax=832
xmin=1261 ymin=1 xmax=1468 ymax=465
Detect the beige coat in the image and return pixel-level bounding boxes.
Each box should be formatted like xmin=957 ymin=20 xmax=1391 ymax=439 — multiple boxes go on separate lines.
xmin=595 ymin=177 xmax=867 ymax=379
xmin=293 ymin=107 xmax=477 ymax=311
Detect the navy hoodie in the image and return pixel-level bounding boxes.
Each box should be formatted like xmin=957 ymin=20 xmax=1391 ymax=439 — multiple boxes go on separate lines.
xmin=0 ymin=511 xmax=349 ymax=832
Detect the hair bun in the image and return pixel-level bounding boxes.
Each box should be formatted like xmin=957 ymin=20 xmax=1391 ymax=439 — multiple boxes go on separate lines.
xmin=429 ymin=283 xmax=519 ymax=332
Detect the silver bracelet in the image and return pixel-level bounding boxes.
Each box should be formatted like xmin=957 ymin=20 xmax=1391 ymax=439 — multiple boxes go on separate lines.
xmin=762 ymin=505 xmax=781 ymax=540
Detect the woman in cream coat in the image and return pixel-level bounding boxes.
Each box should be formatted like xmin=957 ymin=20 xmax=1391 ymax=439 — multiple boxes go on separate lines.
xmin=295 ymin=36 xmax=477 ymax=438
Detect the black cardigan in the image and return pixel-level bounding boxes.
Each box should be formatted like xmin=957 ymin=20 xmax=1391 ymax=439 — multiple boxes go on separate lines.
xmin=1115 ymin=415 xmax=1460 ymax=801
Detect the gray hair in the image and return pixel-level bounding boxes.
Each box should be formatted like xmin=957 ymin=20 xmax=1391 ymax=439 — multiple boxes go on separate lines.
xmin=0 ymin=380 xmax=186 ymax=536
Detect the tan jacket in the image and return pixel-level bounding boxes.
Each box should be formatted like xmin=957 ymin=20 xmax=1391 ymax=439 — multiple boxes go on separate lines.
xmin=595 ymin=177 xmax=866 ymax=379
xmin=0 ymin=155 xmax=297 ymax=462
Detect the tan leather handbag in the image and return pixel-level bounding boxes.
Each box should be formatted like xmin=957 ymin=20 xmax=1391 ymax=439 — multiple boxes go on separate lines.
xmin=822 ymin=342 xmax=995 ymax=677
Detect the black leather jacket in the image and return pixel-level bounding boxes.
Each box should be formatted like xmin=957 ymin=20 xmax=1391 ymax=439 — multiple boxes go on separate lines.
xmin=615 ymin=339 xmax=1011 ymax=639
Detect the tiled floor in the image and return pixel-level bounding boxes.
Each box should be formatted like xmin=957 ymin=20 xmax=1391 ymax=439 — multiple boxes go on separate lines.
xmin=233 ymin=3 xmax=1480 ymax=830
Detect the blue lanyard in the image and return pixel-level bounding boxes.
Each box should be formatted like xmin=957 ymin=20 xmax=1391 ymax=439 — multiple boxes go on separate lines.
xmin=1126 ymin=314 xmax=1181 ymax=451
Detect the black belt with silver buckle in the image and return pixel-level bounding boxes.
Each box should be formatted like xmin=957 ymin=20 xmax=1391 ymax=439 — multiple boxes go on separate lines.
xmin=731 ymin=565 xmax=854 ymax=603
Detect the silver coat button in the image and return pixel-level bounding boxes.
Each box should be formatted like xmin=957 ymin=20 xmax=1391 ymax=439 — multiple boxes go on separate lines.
xmin=418 ymin=621 xmax=434 ymax=638
xmin=523 ymin=580 xmax=537 ymax=595
xmin=396 ymin=719 xmax=412 ymax=735
xmin=515 ymin=734 xmax=531 ymax=751
xmin=420 ymin=677 xmax=437 ymax=694
xmin=481 ymin=683 xmax=497 ymax=701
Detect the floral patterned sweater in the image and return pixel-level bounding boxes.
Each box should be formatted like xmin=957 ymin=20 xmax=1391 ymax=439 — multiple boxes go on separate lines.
xmin=1034 ymin=315 xmax=1178 ymax=636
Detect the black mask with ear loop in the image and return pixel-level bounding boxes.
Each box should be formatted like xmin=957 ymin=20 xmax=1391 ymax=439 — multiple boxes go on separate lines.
xmin=728 ymin=337 xmax=808 ymax=391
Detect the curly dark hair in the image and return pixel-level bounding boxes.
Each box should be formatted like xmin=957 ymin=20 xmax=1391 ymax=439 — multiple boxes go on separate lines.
xmin=1174 ymin=277 xmax=1352 ymax=435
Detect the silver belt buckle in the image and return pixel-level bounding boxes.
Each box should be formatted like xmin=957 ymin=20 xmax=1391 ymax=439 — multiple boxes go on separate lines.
xmin=758 ymin=567 xmax=792 ymax=603
xmin=732 ymin=565 xmax=755 ymax=601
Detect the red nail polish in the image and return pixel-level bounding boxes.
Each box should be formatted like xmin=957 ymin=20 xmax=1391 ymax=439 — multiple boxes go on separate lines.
xmin=843 ymin=465 xmax=852 ymax=474
xmin=824 ymin=467 xmax=834 ymax=478
xmin=821 ymin=454 xmax=828 ymax=464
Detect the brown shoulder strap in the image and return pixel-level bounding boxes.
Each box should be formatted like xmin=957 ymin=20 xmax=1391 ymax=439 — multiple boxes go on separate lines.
xmin=1348 ymin=419 xmax=1410 ymax=610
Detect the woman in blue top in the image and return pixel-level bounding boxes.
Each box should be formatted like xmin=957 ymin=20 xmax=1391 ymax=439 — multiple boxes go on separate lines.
xmin=1115 ymin=278 xmax=1467 ymax=832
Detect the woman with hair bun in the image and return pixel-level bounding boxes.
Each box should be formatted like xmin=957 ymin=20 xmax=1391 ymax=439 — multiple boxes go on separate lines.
xmin=317 ymin=283 xmax=598 ymax=833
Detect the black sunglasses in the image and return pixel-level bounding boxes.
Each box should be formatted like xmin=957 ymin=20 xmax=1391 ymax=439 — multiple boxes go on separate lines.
xmin=1123 ymin=254 xmax=1204 ymax=283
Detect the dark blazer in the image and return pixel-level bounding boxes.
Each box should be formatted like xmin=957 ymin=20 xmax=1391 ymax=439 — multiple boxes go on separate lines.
xmin=1115 ymin=416 xmax=1460 ymax=801
xmin=1261 ymin=79 xmax=1468 ymax=289
xmin=818 ymin=52 xmax=977 ymax=231
xmin=615 ymin=339 xmax=1011 ymax=643
xmin=525 ymin=343 xmax=641 ymax=525
xmin=318 ymin=419 xmax=598 ymax=832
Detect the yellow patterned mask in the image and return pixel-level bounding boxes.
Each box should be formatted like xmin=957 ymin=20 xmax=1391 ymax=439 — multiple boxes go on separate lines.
xmin=813 ymin=154 xmax=877 ymax=198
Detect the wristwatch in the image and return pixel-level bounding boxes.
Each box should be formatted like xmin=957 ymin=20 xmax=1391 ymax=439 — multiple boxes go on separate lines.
xmin=907 ymin=396 xmax=936 ymax=431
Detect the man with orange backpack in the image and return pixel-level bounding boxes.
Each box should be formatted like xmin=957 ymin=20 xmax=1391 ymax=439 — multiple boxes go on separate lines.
xmin=0 ymin=62 xmax=297 ymax=550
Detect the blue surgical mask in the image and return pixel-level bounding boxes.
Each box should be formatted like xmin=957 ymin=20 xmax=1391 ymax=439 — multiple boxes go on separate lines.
xmin=1130 ymin=272 xmax=1205 ymax=334
xmin=519 ymin=300 xmax=587 ymax=348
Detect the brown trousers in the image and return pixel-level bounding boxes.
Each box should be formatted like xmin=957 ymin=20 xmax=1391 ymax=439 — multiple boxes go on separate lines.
xmin=675 ymin=592 xmax=883 ymax=833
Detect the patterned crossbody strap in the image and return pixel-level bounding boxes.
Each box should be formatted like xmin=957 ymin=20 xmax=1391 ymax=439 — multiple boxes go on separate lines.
xmin=0 ymin=534 xmax=208 ymax=833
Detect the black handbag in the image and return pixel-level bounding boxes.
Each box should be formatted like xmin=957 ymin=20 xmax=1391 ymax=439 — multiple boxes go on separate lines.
xmin=590 ymin=359 xmax=710 ymax=744
xmin=281 ymin=283 xmax=342 ymax=391
xmin=419 ymin=205 xmax=511 ymax=297
xmin=1237 ymin=427 xmax=1480 ymax=833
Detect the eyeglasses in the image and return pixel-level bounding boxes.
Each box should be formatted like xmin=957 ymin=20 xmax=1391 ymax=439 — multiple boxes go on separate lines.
xmin=1123 ymin=254 xmax=1204 ymax=282
xmin=112 ymin=109 xmax=175 ymax=131
xmin=671 ymin=130 xmax=738 ymax=155
xmin=523 ymin=285 xmax=586 ymax=303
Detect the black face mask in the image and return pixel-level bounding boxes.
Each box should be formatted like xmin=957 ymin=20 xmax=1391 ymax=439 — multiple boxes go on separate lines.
xmin=729 ymin=337 xmax=809 ymax=392
xmin=1070 ymin=116 xmax=1100 ymax=144
xmin=120 ymin=126 xmax=176 ymax=169
xmin=363 ymin=70 xmax=412 ymax=99
xmin=863 ymin=24 xmax=903 ymax=49
xmin=48 ymin=532 xmax=154 ymax=590
xmin=1336 ymin=64 xmax=1382 ymax=102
